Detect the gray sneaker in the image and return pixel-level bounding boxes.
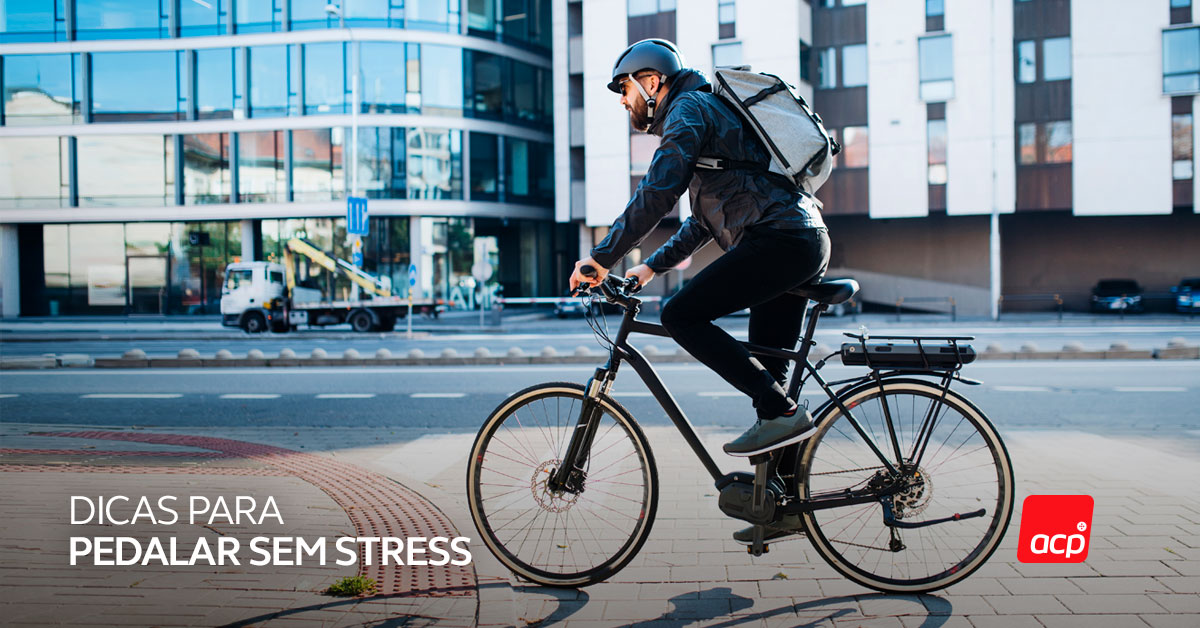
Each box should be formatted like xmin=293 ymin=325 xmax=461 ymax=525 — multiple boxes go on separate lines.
xmin=723 ymin=411 xmax=817 ymax=457
xmin=732 ymin=514 xmax=807 ymax=545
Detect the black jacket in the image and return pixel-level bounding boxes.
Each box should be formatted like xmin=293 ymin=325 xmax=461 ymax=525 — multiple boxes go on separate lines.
xmin=590 ymin=69 xmax=825 ymax=273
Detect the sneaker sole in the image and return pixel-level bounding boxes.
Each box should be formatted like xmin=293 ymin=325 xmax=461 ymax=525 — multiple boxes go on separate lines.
xmin=723 ymin=425 xmax=818 ymax=457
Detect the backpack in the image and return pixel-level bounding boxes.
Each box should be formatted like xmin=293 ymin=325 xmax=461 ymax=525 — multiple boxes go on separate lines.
xmin=697 ymin=66 xmax=841 ymax=196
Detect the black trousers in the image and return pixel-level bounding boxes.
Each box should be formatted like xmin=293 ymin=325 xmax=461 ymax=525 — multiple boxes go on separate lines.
xmin=660 ymin=226 xmax=831 ymax=420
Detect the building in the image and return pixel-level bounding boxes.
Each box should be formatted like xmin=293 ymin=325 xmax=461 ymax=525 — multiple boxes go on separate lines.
xmin=560 ymin=0 xmax=1200 ymax=316
xmin=0 ymin=0 xmax=567 ymax=317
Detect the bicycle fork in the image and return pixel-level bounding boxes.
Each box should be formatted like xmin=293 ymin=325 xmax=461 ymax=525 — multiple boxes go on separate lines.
xmin=548 ymin=368 xmax=613 ymax=493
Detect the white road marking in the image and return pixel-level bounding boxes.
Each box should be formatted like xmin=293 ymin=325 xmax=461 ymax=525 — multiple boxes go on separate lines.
xmin=613 ymin=391 xmax=654 ymax=397
xmin=316 ymin=393 xmax=377 ymax=399
xmin=81 ymin=393 xmax=183 ymax=399
xmin=0 ymin=394 xmax=18 ymax=399
xmin=1113 ymin=386 xmax=1188 ymax=393
xmin=698 ymin=391 xmax=743 ymax=398
xmin=219 ymin=393 xmax=282 ymax=399
xmin=411 ymin=393 xmax=465 ymax=399
xmin=993 ymin=386 xmax=1053 ymax=392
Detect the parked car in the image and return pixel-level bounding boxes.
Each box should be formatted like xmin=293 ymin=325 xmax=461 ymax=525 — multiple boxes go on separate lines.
xmin=1170 ymin=277 xmax=1200 ymax=313
xmin=1090 ymin=279 xmax=1144 ymax=313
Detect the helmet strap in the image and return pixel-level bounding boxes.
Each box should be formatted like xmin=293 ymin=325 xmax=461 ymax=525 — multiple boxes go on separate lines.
xmin=629 ymin=73 xmax=664 ymax=122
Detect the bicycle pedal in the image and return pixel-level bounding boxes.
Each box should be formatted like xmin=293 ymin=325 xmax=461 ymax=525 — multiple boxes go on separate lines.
xmin=747 ymin=543 xmax=769 ymax=556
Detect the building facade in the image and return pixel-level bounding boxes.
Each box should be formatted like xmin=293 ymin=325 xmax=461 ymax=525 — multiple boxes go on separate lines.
xmin=0 ymin=0 xmax=567 ymax=317
xmin=559 ymin=0 xmax=1200 ymax=316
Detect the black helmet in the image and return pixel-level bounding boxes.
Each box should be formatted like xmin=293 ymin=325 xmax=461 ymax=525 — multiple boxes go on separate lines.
xmin=607 ymin=39 xmax=686 ymax=93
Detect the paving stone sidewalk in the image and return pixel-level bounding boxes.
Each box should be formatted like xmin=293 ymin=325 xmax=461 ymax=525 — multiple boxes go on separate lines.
xmin=3 ymin=423 xmax=1199 ymax=627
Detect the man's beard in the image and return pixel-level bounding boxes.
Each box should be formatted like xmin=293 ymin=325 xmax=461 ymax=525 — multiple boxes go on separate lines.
xmin=628 ymin=101 xmax=651 ymax=132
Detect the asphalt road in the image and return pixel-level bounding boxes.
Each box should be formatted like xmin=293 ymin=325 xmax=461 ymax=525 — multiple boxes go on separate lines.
xmin=3 ymin=362 xmax=1198 ymax=453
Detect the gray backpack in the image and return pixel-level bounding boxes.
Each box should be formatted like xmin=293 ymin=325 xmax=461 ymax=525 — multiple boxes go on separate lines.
xmin=698 ymin=66 xmax=840 ymax=195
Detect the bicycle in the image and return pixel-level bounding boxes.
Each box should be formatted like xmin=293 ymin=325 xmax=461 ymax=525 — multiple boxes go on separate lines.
xmin=466 ymin=270 xmax=1014 ymax=593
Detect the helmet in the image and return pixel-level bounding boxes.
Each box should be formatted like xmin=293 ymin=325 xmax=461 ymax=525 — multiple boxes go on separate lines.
xmin=607 ymin=39 xmax=686 ymax=94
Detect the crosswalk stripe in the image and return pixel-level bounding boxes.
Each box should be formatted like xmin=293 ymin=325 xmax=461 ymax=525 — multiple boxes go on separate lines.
xmin=1113 ymin=386 xmax=1187 ymax=393
xmin=316 ymin=393 xmax=377 ymax=399
xmin=81 ymin=393 xmax=184 ymax=399
xmin=220 ymin=394 xmax=282 ymax=399
xmin=411 ymin=393 xmax=465 ymax=399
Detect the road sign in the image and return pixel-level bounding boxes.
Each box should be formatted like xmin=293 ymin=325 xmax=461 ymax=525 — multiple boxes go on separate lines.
xmin=408 ymin=263 xmax=417 ymax=287
xmin=351 ymin=238 xmax=363 ymax=267
xmin=346 ymin=197 xmax=369 ymax=236
xmin=472 ymin=261 xmax=493 ymax=282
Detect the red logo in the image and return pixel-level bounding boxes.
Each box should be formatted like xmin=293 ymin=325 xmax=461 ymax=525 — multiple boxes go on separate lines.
xmin=1017 ymin=494 xmax=1094 ymax=563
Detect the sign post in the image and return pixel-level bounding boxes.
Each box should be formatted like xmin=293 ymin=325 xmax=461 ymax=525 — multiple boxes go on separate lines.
xmin=407 ymin=263 xmax=417 ymax=338
xmin=471 ymin=260 xmax=493 ymax=327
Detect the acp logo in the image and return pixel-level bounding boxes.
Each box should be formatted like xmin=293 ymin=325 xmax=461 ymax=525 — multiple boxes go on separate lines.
xmin=1017 ymin=494 xmax=1094 ymax=563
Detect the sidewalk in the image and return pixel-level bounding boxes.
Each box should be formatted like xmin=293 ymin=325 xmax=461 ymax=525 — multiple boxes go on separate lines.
xmin=3 ymin=422 xmax=1198 ymax=626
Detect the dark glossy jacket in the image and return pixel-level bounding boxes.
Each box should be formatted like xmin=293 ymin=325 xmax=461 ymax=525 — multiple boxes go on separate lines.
xmin=590 ymin=69 xmax=825 ymax=273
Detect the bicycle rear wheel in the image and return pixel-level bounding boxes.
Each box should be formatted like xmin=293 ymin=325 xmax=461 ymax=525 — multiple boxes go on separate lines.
xmin=467 ymin=382 xmax=658 ymax=587
xmin=798 ymin=378 xmax=1014 ymax=593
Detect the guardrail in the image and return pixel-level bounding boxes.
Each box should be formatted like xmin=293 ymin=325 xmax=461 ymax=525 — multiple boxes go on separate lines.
xmin=893 ymin=296 xmax=956 ymax=322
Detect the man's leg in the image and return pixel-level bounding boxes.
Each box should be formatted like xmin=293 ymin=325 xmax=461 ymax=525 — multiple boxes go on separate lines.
xmin=748 ymin=292 xmax=810 ymax=388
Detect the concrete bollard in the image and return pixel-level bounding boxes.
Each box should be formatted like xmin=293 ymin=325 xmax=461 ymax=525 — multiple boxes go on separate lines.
xmin=574 ymin=346 xmax=594 ymax=357
xmin=985 ymin=343 xmax=1005 ymax=353
xmin=507 ymin=347 xmax=526 ymax=358
xmin=1019 ymin=342 xmax=1039 ymax=354
xmin=440 ymin=348 xmax=459 ymax=358
xmin=343 ymin=348 xmax=360 ymax=359
xmin=178 ymin=348 xmax=200 ymax=359
xmin=813 ymin=344 xmax=834 ymax=357
xmin=540 ymin=346 xmax=558 ymax=357
xmin=1062 ymin=342 xmax=1084 ymax=352
xmin=215 ymin=349 xmax=234 ymax=359
xmin=123 ymin=349 xmax=147 ymax=359
xmin=278 ymin=348 xmax=297 ymax=358
xmin=247 ymin=349 xmax=265 ymax=359
xmin=1109 ymin=341 xmax=1130 ymax=351
xmin=375 ymin=348 xmax=392 ymax=359
xmin=407 ymin=349 xmax=425 ymax=359
xmin=310 ymin=348 xmax=327 ymax=359
xmin=474 ymin=347 xmax=491 ymax=358
xmin=643 ymin=345 xmax=660 ymax=356
xmin=1168 ymin=337 xmax=1189 ymax=349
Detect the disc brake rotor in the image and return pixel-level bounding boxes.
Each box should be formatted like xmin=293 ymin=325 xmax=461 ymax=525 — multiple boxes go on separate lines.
xmin=531 ymin=459 xmax=580 ymax=513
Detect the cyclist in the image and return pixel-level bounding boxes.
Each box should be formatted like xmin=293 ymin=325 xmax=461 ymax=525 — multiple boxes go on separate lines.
xmin=568 ymin=38 xmax=831 ymax=518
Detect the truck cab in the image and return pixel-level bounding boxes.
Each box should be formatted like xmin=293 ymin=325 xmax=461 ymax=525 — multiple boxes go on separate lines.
xmin=221 ymin=261 xmax=287 ymax=332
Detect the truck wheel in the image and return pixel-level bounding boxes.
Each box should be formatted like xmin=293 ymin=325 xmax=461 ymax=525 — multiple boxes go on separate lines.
xmin=349 ymin=310 xmax=375 ymax=333
xmin=242 ymin=312 xmax=267 ymax=334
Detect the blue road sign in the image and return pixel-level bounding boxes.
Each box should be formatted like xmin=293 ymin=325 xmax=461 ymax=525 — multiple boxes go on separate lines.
xmin=408 ymin=263 xmax=417 ymax=287
xmin=352 ymin=251 xmax=364 ymax=266
xmin=347 ymin=197 xmax=369 ymax=235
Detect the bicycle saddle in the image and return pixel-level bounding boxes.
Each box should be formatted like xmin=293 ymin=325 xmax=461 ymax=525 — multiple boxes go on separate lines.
xmin=793 ymin=278 xmax=859 ymax=305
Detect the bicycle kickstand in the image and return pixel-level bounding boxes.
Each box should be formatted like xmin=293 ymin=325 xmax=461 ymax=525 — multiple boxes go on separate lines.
xmin=747 ymin=453 xmax=773 ymax=557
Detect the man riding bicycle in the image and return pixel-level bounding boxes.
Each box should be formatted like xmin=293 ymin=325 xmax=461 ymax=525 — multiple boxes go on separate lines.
xmin=568 ymin=39 xmax=832 ymax=542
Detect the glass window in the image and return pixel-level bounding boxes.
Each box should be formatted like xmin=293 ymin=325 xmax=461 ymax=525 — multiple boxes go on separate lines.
xmin=78 ymin=135 xmax=174 ymax=207
xmin=195 ymin=49 xmax=235 ymax=120
xmin=1173 ymin=113 xmax=1193 ymax=180
xmin=75 ymin=0 xmax=167 ymax=39
xmin=1172 ymin=0 xmax=1191 ymax=8
xmin=407 ymin=128 xmax=462 ymax=199
xmin=179 ymin=0 xmax=228 ymax=36
xmin=1017 ymin=40 xmax=1036 ymax=84
xmin=842 ymin=44 xmax=867 ymax=87
xmin=290 ymin=0 xmax=343 ymax=29
xmin=354 ymin=127 xmax=404 ymax=199
xmin=126 ymin=223 xmax=171 ymax=256
xmin=468 ymin=0 xmax=498 ymax=34
xmin=713 ymin=42 xmax=743 ymax=69
xmin=3 ymin=53 xmax=81 ymax=125
xmin=718 ymin=0 xmax=735 ymax=24
xmin=91 ymin=51 xmax=182 ymax=121
xmin=70 ymin=224 xmax=126 ymax=311
xmin=818 ymin=48 xmax=837 ymax=89
xmin=928 ymin=119 xmax=947 ymax=185
xmin=628 ymin=0 xmax=658 ymax=16
xmin=361 ymin=43 xmax=407 ymax=113
xmin=43 ymin=224 xmax=69 ymax=309
xmin=406 ymin=43 xmax=422 ymax=110
xmin=1044 ymin=121 xmax=1072 ymax=163
xmin=1164 ymin=27 xmax=1200 ymax=93
xmin=468 ymin=51 xmax=505 ymax=119
xmin=511 ymin=61 xmax=539 ymax=123
xmin=842 ymin=0 xmax=866 ymax=5
xmin=0 ymin=136 xmax=70 ymax=208
xmin=304 ymin=43 xmax=346 ymax=114
xmin=926 ymin=0 xmax=945 ymax=17
xmin=225 ymin=268 xmax=254 ymax=291
xmin=235 ymin=0 xmax=283 ymax=33
xmin=183 ymin=133 xmax=231 ymax=204
xmin=630 ymin=133 xmax=660 ymax=175
xmin=1 ymin=0 xmax=67 ymax=42
xmin=408 ymin=0 xmax=454 ymax=31
xmin=506 ymin=138 xmax=531 ymax=199
xmin=919 ymin=35 xmax=954 ymax=101
xmin=1043 ymin=37 xmax=1071 ymax=81
xmin=1018 ymin=123 xmax=1037 ymax=164
xmin=800 ymin=41 xmax=812 ymax=83
xmin=238 ymin=130 xmax=286 ymax=202
xmin=470 ymin=132 xmax=500 ymax=201
xmin=249 ymin=46 xmax=290 ymax=117
xmin=842 ymin=126 xmax=868 ymax=168
xmin=292 ymin=129 xmax=343 ymax=202
xmin=421 ymin=45 xmax=464 ymax=116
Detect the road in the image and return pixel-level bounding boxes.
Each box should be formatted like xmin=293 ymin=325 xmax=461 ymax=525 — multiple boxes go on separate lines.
xmin=3 ymin=361 xmax=1198 ymax=453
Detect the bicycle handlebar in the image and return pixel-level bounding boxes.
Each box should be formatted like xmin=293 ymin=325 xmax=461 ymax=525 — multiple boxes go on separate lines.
xmin=573 ymin=264 xmax=642 ymax=300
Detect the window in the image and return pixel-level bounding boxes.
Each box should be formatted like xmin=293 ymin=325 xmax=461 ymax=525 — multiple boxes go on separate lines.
xmin=179 ymin=0 xmax=228 ymax=36
xmin=842 ymin=44 xmax=868 ymax=87
xmin=270 ymin=270 xmax=285 ymax=285
xmin=421 ymin=45 xmax=464 ymax=116
xmin=1018 ymin=123 xmax=1037 ymax=164
xmin=511 ymin=61 xmax=540 ymax=123
xmin=926 ymin=0 xmax=944 ymax=17
xmin=506 ymin=139 xmax=553 ymax=205
xmin=718 ymin=0 xmax=735 ymax=39
xmin=0 ymin=1 xmax=68 ymax=43
xmin=842 ymin=126 xmax=868 ymax=168
xmin=225 ymin=269 xmax=254 ymax=291
xmin=75 ymin=0 xmax=168 ymax=39
xmin=1017 ymin=41 xmax=1036 ymax=84
xmin=628 ymin=0 xmax=675 ymax=17
xmin=360 ymin=43 xmax=407 ymax=113
xmin=292 ymin=129 xmax=342 ymax=201
xmin=407 ymin=128 xmax=462 ymax=199
xmin=468 ymin=0 xmax=498 ymax=34
xmin=290 ymin=0 xmax=344 ymax=29
xmin=0 ymin=136 xmax=70 ymax=208
xmin=249 ymin=46 xmax=291 ymax=117
xmin=238 ymin=130 xmax=286 ymax=203
xmin=235 ymin=0 xmax=283 ymax=33
xmin=407 ymin=0 xmax=457 ymax=32
xmin=1172 ymin=0 xmax=1191 ymax=8
xmin=818 ymin=48 xmax=837 ymax=89
xmin=1043 ymin=37 xmax=1071 ymax=81
xmin=78 ymin=135 xmax=174 ymax=207
xmin=2 ymin=53 xmax=81 ymax=125
xmin=1044 ymin=121 xmax=1072 ymax=163
xmin=304 ymin=43 xmax=347 ymax=114
xmin=713 ymin=42 xmax=743 ymax=69
xmin=354 ymin=127 xmax=405 ymax=199
xmin=91 ymin=51 xmax=182 ymax=121
xmin=928 ymin=119 xmax=947 ymax=184
xmin=1017 ymin=121 xmax=1072 ymax=164
xmin=467 ymin=51 xmax=505 ymax=118
xmin=183 ymin=133 xmax=231 ymax=204
xmin=1174 ymin=113 xmax=1194 ymax=179
xmin=195 ymin=49 xmax=235 ymax=120
xmin=470 ymin=132 xmax=500 ymax=201
xmin=919 ymin=35 xmax=954 ymax=101
xmin=842 ymin=0 xmax=865 ymax=6
xmin=1164 ymin=27 xmax=1200 ymax=93
xmin=800 ymin=41 xmax=812 ymax=83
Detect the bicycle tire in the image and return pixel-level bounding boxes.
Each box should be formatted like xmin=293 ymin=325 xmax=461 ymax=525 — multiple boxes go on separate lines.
xmin=466 ymin=382 xmax=658 ymax=587
xmin=798 ymin=378 xmax=1014 ymax=593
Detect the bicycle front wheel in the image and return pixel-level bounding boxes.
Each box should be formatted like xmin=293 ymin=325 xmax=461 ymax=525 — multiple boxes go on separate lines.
xmin=466 ymin=382 xmax=658 ymax=587
xmin=799 ymin=378 xmax=1014 ymax=593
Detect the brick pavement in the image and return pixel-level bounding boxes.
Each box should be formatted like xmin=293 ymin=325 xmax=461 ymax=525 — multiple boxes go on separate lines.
xmin=3 ymin=422 xmax=1199 ymax=627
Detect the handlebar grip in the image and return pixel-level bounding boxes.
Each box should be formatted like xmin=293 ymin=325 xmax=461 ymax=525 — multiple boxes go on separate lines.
xmin=580 ymin=264 xmax=597 ymax=278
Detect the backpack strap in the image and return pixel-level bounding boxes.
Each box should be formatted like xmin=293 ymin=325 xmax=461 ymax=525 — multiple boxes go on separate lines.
xmin=696 ymin=156 xmax=767 ymax=171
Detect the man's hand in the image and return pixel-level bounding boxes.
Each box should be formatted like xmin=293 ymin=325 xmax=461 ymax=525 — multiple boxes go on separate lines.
xmin=569 ymin=256 xmax=609 ymax=292
xmin=625 ymin=264 xmax=655 ymax=288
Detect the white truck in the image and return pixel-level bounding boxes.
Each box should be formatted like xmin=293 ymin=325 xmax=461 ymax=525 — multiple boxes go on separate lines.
xmin=220 ymin=238 xmax=437 ymax=333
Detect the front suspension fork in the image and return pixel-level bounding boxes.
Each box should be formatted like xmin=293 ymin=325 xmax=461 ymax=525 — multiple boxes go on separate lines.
xmin=548 ymin=368 xmax=612 ymax=493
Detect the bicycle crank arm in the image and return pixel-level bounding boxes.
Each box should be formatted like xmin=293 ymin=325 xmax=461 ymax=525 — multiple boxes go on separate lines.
xmin=881 ymin=499 xmax=987 ymax=529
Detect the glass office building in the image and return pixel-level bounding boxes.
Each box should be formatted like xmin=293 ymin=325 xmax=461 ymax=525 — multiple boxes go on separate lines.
xmin=0 ymin=0 xmax=564 ymax=316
